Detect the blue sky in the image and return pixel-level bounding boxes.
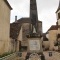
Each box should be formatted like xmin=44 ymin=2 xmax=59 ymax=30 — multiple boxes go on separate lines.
xmin=8 ymin=0 xmax=59 ymax=33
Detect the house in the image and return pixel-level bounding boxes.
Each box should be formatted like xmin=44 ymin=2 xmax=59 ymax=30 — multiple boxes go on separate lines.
xmin=42 ymin=33 xmax=49 ymax=51
xmin=0 ymin=0 xmax=12 ymax=55
xmin=48 ymin=25 xmax=58 ymax=50
xmin=42 ymin=25 xmax=58 ymax=51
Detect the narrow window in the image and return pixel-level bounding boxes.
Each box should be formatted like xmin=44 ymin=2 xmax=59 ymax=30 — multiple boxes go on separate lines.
xmin=58 ymin=13 xmax=60 ymax=19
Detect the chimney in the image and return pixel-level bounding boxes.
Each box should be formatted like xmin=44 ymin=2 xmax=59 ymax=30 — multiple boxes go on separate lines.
xmin=15 ymin=16 xmax=17 ymax=22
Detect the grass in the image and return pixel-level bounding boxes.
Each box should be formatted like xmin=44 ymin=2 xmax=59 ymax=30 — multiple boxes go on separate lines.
xmin=0 ymin=52 xmax=14 ymax=58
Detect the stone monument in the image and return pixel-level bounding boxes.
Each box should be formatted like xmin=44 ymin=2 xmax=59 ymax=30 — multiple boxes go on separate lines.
xmin=25 ymin=0 xmax=44 ymax=60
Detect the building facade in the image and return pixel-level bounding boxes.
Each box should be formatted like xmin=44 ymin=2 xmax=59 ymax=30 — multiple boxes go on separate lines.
xmin=42 ymin=0 xmax=60 ymax=51
xmin=10 ymin=17 xmax=42 ymax=52
xmin=0 ymin=0 xmax=12 ymax=55
xmin=56 ymin=0 xmax=60 ymax=51
xmin=48 ymin=25 xmax=58 ymax=50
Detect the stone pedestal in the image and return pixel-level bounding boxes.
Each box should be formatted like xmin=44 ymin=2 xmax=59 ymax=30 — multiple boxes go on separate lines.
xmin=25 ymin=36 xmax=43 ymax=60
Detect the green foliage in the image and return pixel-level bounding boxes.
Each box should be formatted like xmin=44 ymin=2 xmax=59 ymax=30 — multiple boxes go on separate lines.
xmin=0 ymin=52 xmax=13 ymax=58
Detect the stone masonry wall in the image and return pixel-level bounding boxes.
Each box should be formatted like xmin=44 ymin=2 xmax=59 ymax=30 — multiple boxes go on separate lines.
xmin=0 ymin=0 xmax=11 ymax=55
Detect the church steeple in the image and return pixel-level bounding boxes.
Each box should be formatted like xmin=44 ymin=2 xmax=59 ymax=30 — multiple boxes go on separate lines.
xmin=56 ymin=0 xmax=60 ymax=13
xmin=56 ymin=0 xmax=60 ymax=25
xmin=56 ymin=0 xmax=60 ymax=20
xmin=30 ymin=0 xmax=38 ymax=33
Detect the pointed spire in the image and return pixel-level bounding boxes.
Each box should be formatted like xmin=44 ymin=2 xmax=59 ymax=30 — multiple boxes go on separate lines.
xmin=30 ymin=0 xmax=38 ymax=33
xmin=56 ymin=0 xmax=60 ymax=13
xmin=30 ymin=0 xmax=38 ymax=20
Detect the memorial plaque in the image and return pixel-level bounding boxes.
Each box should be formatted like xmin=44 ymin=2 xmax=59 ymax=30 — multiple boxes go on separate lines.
xmin=27 ymin=38 xmax=42 ymax=53
xmin=29 ymin=40 xmax=40 ymax=50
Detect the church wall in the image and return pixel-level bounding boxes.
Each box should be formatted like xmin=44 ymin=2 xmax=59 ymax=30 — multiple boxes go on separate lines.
xmin=48 ymin=30 xmax=58 ymax=50
xmin=56 ymin=4 xmax=60 ymax=51
xmin=57 ymin=28 xmax=60 ymax=34
xmin=42 ymin=33 xmax=50 ymax=51
xmin=9 ymin=38 xmax=19 ymax=52
xmin=57 ymin=20 xmax=60 ymax=25
xmin=20 ymin=22 xmax=42 ymax=47
xmin=18 ymin=27 xmax=23 ymax=41
xmin=43 ymin=41 xmax=50 ymax=50
xmin=38 ymin=22 xmax=42 ymax=34
xmin=16 ymin=40 xmax=20 ymax=51
xmin=0 ymin=0 xmax=11 ymax=55
xmin=21 ymin=23 xmax=30 ymax=46
xmin=56 ymin=10 xmax=60 ymax=25
xmin=56 ymin=10 xmax=60 ymax=20
xmin=17 ymin=27 xmax=23 ymax=51
xmin=9 ymin=38 xmax=17 ymax=52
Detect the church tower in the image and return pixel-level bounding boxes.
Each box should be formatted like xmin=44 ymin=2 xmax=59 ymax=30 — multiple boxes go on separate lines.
xmin=56 ymin=0 xmax=60 ymax=34
xmin=30 ymin=0 xmax=38 ymax=33
xmin=56 ymin=0 xmax=60 ymax=51
xmin=56 ymin=0 xmax=60 ymax=25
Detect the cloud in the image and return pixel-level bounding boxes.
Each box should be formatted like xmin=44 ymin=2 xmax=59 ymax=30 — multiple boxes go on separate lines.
xmin=38 ymin=8 xmax=57 ymax=32
xmin=8 ymin=0 xmax=30 ymax=23
xmin=8 ymin=0 xmax=59 ymax=32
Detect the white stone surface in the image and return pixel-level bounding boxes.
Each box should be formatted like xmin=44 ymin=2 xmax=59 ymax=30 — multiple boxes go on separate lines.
xmin=29 ymin=40 xmax=40 ymax=50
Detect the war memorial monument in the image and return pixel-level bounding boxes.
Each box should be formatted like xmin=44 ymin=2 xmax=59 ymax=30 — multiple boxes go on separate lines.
xmin=25 ymin=0 xmax=45 ymax=60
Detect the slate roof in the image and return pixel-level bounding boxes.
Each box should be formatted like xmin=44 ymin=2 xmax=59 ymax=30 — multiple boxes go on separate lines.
xmin=48 ymin=25 xmax=58 ymax=31
xmin=4 ymin=0 xmax=12 ymax=10
xmin=14 ymin=18 xmax=42 ymax=23
xmin=56 ymin=0 xmax=60 ymax=13
xmin=10 ymin=18 xmax=31 ymax=39
xmin=17 ymin=18 xmax=31 ymax=23
xmin=10 ymin=23 xmax=21 ymax=39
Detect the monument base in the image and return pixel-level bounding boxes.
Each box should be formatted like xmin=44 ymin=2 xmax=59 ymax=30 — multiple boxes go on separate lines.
xmin=25 ymin=37 xmax=44 ymax=60
xmin=25 ymin=52 xmax=45 ymax=60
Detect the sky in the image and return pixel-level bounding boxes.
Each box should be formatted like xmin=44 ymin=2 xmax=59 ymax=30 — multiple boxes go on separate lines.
xmin=8 ymin=0 xmax=59 ymax=33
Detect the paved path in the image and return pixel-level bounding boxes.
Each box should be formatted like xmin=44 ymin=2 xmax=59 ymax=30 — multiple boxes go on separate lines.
xmin=13 ymin=51 xmax=60 ymax=60
xmin=43 ymin=51 xmax=60 ymax=60
xmin=13 ymin=52 xmax=27 ymax=60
